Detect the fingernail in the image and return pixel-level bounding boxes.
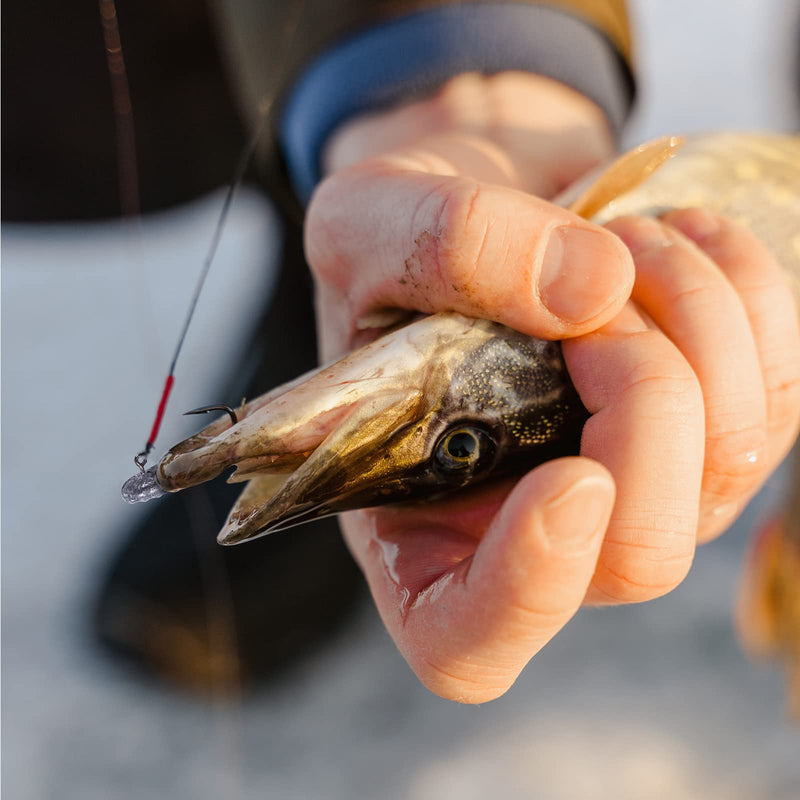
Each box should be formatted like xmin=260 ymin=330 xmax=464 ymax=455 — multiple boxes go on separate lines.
xmin=541 ymin=477 xmax=613 ymax=554
xmin=540 ymin=227 xmax=629 ymax=323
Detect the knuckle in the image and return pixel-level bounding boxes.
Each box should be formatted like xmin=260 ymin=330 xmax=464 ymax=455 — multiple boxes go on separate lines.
xmin=711 ymin=215 xmax=769 ymax=250
xmin=593 ymin=552 xmax=693 ymax=604
xmin=593 ymin=526 xmax=695 ymax=603
xmin=766 ymin=371 xmax=800 ymax=439
xmin=702 ymin=424 xmax=768 ymax=495
xmin=607 ymin=214 xmax=664 ymax=239
xmin=426 ymin=178 xmax=485 ymax=285
xmin=665 ymin=281 xmax=723 ymax=314
xmin=665 ymin=207 xmax=713 ymax=226
xmin=429 ymin=177 xmax=482 ymax=238
xmin=623 ymin=351 xmax=702 ymax=410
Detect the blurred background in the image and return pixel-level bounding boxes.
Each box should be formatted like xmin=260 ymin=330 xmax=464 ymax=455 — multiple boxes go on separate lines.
xmin=3 ymin=0 xmax=800 ymax=798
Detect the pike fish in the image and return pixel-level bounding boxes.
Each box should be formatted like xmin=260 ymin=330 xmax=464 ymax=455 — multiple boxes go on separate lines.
xmin=123 ymin=132 xmax=800 ymax=540
xmin=123 ymin=132 xmax=800 ymax=701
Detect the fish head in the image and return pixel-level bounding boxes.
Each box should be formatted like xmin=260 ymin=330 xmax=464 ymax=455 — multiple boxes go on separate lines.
xmin=136 ymin=313 xmax=586 ymax=544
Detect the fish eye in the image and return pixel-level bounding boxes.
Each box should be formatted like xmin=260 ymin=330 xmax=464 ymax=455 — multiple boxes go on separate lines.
xmin=433 ymin=424 xmax=497 ymax=481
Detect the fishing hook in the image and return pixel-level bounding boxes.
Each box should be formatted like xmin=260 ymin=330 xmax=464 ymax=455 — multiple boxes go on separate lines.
xmin=184 ymin=404 xmax=240 ymax=426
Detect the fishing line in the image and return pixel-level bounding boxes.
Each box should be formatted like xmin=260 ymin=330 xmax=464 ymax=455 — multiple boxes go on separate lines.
xmin=134 ymin=104 xmax=272 ymax=471
xmin=101 ymin=0 xmax=308 ymax=471
xmin=98 ymin=7 xmax=313 ymax=778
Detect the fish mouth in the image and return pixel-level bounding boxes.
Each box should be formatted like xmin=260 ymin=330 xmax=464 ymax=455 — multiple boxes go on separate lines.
xmin=121 ymin=312 xmax=587 ymax=545
xmin=214 ymin=386 xmax=431 ymax=545
xmin=138 ymin=313 xmax=489 ymax=545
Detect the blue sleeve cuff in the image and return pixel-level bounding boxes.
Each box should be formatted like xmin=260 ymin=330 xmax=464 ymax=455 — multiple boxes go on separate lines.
xmin=279 ymin=2 xmax=634 ymax=205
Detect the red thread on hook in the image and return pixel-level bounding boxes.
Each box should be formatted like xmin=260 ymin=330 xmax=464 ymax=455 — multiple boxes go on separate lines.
xmin=113 ymin=0 xmax=303 ymax=467
xmin=147 ymin=374 xmax=175 ymax=449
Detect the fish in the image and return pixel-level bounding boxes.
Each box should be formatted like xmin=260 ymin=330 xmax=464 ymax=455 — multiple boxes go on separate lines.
xmin=123 ymin=132 xmax=800 ymax=539
xmin=123 ymin=312 xmax=588 ymax=537
xmin=122 ymin=130 xmax=800 ymax=706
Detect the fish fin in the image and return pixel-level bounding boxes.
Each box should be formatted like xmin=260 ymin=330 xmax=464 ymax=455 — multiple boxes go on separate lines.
xmin=569 ymin=135 xmax=685 ymax=220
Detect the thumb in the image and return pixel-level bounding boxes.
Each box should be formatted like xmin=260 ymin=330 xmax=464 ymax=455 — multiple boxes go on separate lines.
xmin=306 ymin=163 xmax=634 ymax=346
xmin=408 ymin=457 xmax=615 ymax=703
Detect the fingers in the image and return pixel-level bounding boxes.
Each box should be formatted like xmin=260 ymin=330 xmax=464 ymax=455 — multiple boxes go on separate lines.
xmin=664 ymin=210 xmax=800 ymax=473
xmin=606 ymin=214 xmax=769 ymax=541
xmin=563 ymin=305 xmax=706 ymax=604
xmin=306 ymin=162 xmax=634 ymax=357
xmin=341 ymin=458 xmax=614 ymax=703
xmin=564 ymin=210 xmax=799 ymax=597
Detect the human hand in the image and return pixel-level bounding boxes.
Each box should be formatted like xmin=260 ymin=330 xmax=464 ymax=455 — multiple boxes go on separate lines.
xmin=309 ymin=73 xmax=624 ymax=358
xmin=304 ymin=75 xmax=800 ymax=702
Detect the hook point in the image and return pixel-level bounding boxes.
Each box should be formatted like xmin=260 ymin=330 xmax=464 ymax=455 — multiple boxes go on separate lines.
xmin=184 ymin=404 xmax=239 ymax=426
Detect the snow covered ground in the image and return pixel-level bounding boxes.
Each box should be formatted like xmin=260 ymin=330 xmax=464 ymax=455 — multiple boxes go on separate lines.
xmin=3 ymin=1 xmax=799 ymax=797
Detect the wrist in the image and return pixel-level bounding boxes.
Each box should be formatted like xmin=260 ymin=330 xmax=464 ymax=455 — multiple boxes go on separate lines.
xmin=322 ymin=72 xmax=615 ymax=198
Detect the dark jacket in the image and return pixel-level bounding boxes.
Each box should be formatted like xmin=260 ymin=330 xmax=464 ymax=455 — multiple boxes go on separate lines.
xmin=214 ymin=0 xmax=635 ymax=221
